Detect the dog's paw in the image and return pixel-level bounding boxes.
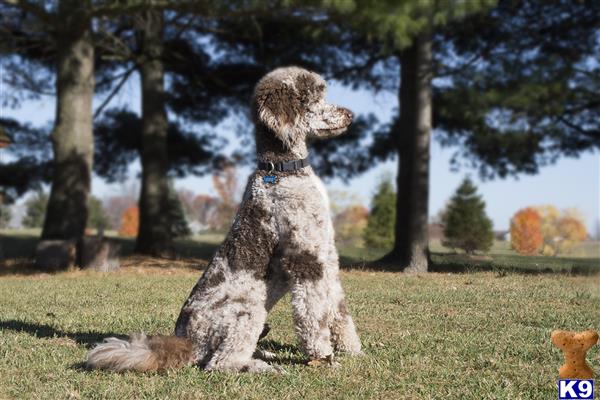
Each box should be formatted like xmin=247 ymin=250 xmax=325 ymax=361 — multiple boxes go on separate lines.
xmin=307 ymin=354 xmax=340 ymax=369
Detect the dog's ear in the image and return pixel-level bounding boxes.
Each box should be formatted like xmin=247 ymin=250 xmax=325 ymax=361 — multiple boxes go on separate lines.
xmin=254 ymin=79 xmax=304 ymax=149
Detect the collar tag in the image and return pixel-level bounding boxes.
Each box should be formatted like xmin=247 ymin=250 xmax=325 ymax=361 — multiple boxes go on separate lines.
xmin=263 ymin=175 xmax=277 ymax=184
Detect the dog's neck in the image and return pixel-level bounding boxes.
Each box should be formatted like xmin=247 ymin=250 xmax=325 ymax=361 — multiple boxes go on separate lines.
xmin=255 ymin=126 xmax=308 ymax=164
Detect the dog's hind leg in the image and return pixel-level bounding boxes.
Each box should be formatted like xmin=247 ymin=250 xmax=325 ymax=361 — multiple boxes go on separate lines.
xmin=202 ymin=271 xmax=277 ymax=373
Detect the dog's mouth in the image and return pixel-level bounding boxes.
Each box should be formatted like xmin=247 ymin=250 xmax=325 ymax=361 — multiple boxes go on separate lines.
xmin=311 ymin=105 xmax=353 ymax=136
xmin=316 ymin=125 xmax=350 ymax=135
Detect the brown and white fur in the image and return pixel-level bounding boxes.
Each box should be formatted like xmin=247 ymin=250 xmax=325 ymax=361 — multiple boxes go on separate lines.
xmin=87 ymin=66 xmax=362 ymax=373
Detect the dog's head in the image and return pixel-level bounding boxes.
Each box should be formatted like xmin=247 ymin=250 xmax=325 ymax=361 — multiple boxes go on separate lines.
xmin=252 ymin=66 xmax=353 ymax=150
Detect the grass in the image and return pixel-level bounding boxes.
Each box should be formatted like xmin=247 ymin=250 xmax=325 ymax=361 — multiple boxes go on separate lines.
xmin=0 ymin=267 xmax=598 ymax=399
xmin=0 ymin=230 xmax=599 ymax=398
xmin=2 ymin=229 xmax=599 ymax=275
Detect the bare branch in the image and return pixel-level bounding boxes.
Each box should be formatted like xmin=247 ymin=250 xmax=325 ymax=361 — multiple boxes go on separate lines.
xmin=94 ymin=66 xmax=135 ymax=119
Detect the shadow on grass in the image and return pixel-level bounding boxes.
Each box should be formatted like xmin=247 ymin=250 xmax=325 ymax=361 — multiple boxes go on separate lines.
xmin=0 ymin=319 xmax=125 ymax=348
xmin=257 ymin=339 xmax=307 ymax=366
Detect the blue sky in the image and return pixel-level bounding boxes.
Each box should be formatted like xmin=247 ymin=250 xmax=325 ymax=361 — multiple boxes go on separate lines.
xmin=2 ymin=72 xmax=599 ymax=233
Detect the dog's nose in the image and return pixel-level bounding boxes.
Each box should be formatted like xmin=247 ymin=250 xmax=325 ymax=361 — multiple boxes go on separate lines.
xmin=343 ymin=108 xmax=354 ymax=121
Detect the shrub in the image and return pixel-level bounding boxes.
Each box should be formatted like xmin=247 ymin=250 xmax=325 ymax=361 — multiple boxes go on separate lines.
xmin=442 ymin=177 xmax=494 ymax=254
xmin=510 ymin=208 xmax=543 ymax=255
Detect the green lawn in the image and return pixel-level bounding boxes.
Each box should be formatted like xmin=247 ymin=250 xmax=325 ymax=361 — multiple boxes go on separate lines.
xmin=0 ymin=267 xmax=598 ymax=399
xmin=0 ymin=230 xmax=598 ymax=398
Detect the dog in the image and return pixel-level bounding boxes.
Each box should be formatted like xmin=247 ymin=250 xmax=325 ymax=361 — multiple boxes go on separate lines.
xmin=87 ymin=66 xmax=362 ymax=373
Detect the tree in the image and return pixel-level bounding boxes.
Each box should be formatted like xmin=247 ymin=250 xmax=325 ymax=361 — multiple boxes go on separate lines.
xmin=133 ymin=10 xmax=173 ymax=255
xmin=22 ymin=190 xmax=48 ymax=229
xmin=166 ymin=182 xmax=191 ymax=239
xmin=510 ymin=208 xmax=543 ymax=255
xmin=103 ymin=194 xmax=137 ymax=231
xmin=191 ymin=195 xmax=220 ymax=230
xmin=0 ymin=203 xmax=11 ymax=228
xmin=87 ymin=196 xmax=109 ymax=232
xmin=534 ymin=205 xmax=588 ymax=256
xmin=320 ymin=0 xmax=495 ymax=272
xmin=334 ymin=205 xmax=369 ymax=247
xmin=363 ymin=178 xmax=396 ymax=250
xmin=212 ymin=164 xmax=240 ymax=231
xmin=556 ymin=216 xmax=587 ymax=255
xmin=535 ymin=205 xmax=561 ymax=256
xmin=0 ymin=1 xmax=251 ymax=250
xmin=441 ymin=177 xmax=493 ymax=254
xmin=119 ymin=206 xmax=139 ymax=237
xmin=434 ymin=0 xmax=600 ymax=177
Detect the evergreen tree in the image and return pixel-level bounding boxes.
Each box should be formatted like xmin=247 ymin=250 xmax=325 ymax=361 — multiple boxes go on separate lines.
xmin=442 ymin=177 xmax=493 ymax=254
xmin=167 ymin=183 xmax=191 ymax=239
xmin=363 ymin=178 xmax=396 ymax=250
xmin=87 ymin=196 xmax=109 ymax=232
xmin=23 ymin=191 xmax=48 ymax=229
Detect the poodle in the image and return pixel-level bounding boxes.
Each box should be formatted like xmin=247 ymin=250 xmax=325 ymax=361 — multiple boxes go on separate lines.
xmin=87 ymin=66 xmax=362 ymax=373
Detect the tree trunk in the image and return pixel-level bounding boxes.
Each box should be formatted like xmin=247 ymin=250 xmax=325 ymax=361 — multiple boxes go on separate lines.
xmin=134 ymin=11 xmax=173 ymax=256
xmin=385 ymin=33 xmax=433 ymax=272
xmin=41 ymin=1 xmax=94 ymax=243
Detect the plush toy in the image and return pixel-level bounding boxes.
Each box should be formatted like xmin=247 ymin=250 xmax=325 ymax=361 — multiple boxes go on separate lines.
xmin=551 ymin=329 xmax=598 ymax=379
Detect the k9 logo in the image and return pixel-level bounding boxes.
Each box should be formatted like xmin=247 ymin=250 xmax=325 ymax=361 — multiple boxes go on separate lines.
xmin=558 ymin=380 xmax=594 ymax=400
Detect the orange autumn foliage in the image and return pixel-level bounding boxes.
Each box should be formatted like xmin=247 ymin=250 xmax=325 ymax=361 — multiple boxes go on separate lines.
xmin=119 ymin=206 xmax=139 ymax=237
xmin=511 ymin=208 xmax=543 ymax=255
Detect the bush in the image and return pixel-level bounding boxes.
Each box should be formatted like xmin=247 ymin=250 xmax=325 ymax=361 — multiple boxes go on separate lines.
xmin=363 ymin=178 xmax=396 ymax=249
xmin=511 ymin=208 xmax=543 ymax=255
xmin=442 ymin=177 xmax=494 ymax=254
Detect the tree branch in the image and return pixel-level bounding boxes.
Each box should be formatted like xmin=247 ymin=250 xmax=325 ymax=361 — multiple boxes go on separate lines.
xmin=93 ymin=66 xmax=135 ymax=119
xmin=2 ymin=0 xmax=55 ymax=25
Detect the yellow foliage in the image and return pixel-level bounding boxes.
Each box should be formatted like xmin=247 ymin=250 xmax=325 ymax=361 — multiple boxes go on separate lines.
xmin=532 ymin=205 xmax=587 ymax=256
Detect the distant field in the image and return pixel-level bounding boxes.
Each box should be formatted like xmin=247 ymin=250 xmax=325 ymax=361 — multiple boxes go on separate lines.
xmin=1 ymin=229 xmax=598 ymax=275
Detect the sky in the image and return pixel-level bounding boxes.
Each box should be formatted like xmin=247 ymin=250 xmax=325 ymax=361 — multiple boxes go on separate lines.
xmin=2 ymin=71 xmax=599 ymax=233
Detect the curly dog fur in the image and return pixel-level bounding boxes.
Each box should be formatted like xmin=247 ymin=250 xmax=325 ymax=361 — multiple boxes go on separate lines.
xmin=87 ymin=66 xmax=362 ymax=373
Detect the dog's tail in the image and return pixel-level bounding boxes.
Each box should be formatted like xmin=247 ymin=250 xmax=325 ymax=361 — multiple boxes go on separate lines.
xmin=86 ymin=333 xmax=193 ymax=372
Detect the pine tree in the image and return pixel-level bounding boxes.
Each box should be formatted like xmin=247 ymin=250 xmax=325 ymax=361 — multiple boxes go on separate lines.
xmin=363 ymin=178 xmax=396 ymax=250
xmin=442 ymin=177 xmax=493 ymax=254
xmin=167 ymin=184 xmax=191 ymax=239
xmin=87 ymin=196 xmax=109 ymax=232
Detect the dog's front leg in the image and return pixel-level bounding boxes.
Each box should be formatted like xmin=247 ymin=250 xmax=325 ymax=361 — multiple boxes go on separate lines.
xmin=290 ymin=277 xmax=335 ymax=360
